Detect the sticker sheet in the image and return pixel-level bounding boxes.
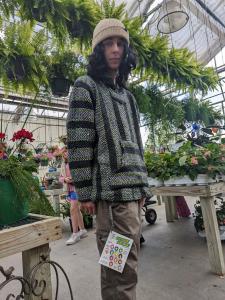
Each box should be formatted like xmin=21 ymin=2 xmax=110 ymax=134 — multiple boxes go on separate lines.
xmin=99 ymin=231 xmax=133 ymax=273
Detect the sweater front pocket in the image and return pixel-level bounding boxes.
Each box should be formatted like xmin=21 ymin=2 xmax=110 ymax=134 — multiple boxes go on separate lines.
xmin=110 ymin=140 xmax=148 ymax=190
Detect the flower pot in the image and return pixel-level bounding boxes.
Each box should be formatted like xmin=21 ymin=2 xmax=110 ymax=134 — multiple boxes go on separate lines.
xmin=0 ymin=178 xmax=29 ymax=226
xmin=194 ymin=174 xmax=218 ymax=185
xmin=48 ymin=167 xmax=57 ymax=172
xmin=40 ymin=159 xmax=48 ymax=166
xmin=147 ymin=177 xmax=163 ymax=187
xmin=164 ymin=175 xmax=195 ymax=186
xmin=164 ymin=174 xmax=218 ymax=186
xmin=50 ymin=77 xmax=71 ymax=97
xmin=198 ymin=228 xmax=225 ymax=240
xmin=67 ymin=20 xmax=83 ymax=38
xmin=31 ymin=8 xmax=47 ymax=22
xmin=6 ymin=56 xmax=27 ymax=81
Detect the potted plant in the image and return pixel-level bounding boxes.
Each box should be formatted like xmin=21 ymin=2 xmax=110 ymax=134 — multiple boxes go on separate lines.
xmin=82 ymin=212 xmax=93 ymax=229
xmin=39 ymin=154 xmax=49 ymax=167
xmin=194 ymin=198 xmax=225 ymax=240
xmin=64 ymin=0 xmax=99 ymax=46
xmin=48 ymin=50 xmax=86 ymax=97
xmin=144 ymin=151 xmax=164 ymax=186
xmin=144 ymin=142 xmax=225 ymax=186
xmin=60 ymin=201 xmax=93 ymax=231
xmin=0 ymin=130 xmax=55 ymax=226
xmin=0 ymin=21 xmax=48 ymax=93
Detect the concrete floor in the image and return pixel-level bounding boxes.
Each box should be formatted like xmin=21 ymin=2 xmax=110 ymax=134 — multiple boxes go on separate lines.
xmin=1 ymin=197 xmax=225 ymax=300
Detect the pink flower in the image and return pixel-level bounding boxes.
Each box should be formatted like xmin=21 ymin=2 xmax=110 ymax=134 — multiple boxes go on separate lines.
xmin=191 ymin=156 xmax=198 ymax=165
xmin=222 ymin=157 xmax=225 ymax=161
xmin=47 ymin=152 xmax=54 ymax=159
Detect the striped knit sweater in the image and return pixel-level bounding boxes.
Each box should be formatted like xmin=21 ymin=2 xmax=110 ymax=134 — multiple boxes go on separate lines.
xmin=67 ymin=75 xmax=151 ymax=202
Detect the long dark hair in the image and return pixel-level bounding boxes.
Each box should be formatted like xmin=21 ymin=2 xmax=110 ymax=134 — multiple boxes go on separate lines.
xmin=87 ymin=40 xmax=137 ymax=88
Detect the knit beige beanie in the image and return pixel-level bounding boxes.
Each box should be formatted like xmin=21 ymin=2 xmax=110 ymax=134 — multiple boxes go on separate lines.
xmin=92 ymin=18 xmax=129 ymax=50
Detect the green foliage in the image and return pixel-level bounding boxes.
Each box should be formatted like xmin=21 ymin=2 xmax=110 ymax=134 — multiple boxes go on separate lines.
xmin=129 ymin=32 xmax=218 ymax=94
xmin=99 ymin=0 xmax=126 ymax=19
xmin=60 ymin=200 xmax=70 ymax=218
xmin=145 ymin=142 xmax=225 ymax=181
xmin=60 ymin=200 xmax=93 ymax=227
xmin=131 ymin=84 xmax=184 ymax=146
xmin=18 ymin=0 xmax=68 ymax=44
xmin=194 ymin=198 xmax=225 ymax=232
xmin=0 ymin=22 xmax=48 ymax=93
xmin=182 ymin=98 xmax=223 ymax=126
xmin=0 ymin=157 xmax=55 ymax=216
xmin=48 ymin=50 xmax=86 ymax=83
xmin=0 ymin=0 xmax=220 ymax=97
xmin=0 ymin=0 xmax=18 ymax=18
xmin=64 ymin=0 xmax=100 ymax=47
xmin=131 ymin=84 xmax=223 ymax=147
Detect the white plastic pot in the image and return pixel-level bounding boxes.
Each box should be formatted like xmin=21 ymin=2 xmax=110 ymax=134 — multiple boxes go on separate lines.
xmin=147 ymin=177 xmax=163 ymax=187
xmin=164 ymin=174 xmax=218 ymax=186
xmin=164 ymin=175 xmax=195 ymax=186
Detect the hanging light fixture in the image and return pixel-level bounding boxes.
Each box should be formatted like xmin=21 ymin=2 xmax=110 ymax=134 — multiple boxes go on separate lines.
xmin=157 ymin=0 xmax=189 ymax=34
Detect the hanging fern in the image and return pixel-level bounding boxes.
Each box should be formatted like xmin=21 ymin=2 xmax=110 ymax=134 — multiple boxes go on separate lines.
xmin=99 ymin=0 xmax=126 ymax=19
xmin=64 ymin=0 xmax=99 ymax=47
xmin=182 ymin=98 xmax=223 ymax=126
xmin=0 ymin=21 xmax=49 ymax=93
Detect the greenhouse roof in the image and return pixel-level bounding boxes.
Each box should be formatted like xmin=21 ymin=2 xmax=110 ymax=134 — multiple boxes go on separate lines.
xmin=1 ymin=0 xmax=225 ymax=119
xmin=117 ymin=0 xmax=225 ymax=65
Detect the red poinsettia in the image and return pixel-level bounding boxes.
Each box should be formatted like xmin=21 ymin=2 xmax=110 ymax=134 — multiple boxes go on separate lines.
xmin=0 ymin=132 xmax=6 ymax=140
xmin=11 ymin=129 xmax=35 ymax=142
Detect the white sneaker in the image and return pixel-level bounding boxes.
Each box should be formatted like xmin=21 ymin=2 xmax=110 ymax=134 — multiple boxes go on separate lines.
xmin=79 ymin=229 xmax=88 ymax=238
xmin=66 ymin=233 xmax=80 ymax=245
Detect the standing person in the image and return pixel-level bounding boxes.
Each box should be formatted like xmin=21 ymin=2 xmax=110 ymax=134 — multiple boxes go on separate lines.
xmin=67 ymin=18 xmax=151 ymax=300
xmin=60 ymin=148 xmax=87 ymax=245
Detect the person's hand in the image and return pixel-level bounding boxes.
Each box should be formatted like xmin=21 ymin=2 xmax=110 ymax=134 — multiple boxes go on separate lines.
xmin=80 ymin=201 xmax=96 ymax=215
xmin=64 ymin=177 xmax=73 ymax=183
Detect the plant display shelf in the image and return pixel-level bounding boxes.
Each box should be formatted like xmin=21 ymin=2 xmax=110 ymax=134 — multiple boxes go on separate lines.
xmin=151 ymin=182 xmax=225 ymax=276
xmin=0 ymin=214 xmax=62 ymax=299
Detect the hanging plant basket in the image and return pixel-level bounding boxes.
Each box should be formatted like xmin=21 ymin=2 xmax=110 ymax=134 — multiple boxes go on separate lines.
xmin=31 ymin=8 xmax=47 ymax=22
xmin=50 ymin=77 xmax=71 ymax=97
xmin=66 ymin=20 xmax=84 ymax=38
xmin=6 ymin=56 xmax=27 ymax=81
xmin=0 ymin=178 xmax=29 ymax=226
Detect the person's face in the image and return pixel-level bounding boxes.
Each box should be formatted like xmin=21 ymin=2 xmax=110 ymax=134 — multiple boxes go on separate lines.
xmin=102 ymin=36 xmax=125 ymax=72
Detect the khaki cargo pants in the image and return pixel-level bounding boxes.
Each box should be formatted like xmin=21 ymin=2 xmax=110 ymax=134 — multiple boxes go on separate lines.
xmin=96 ymin=200 xmax=142 ymax=300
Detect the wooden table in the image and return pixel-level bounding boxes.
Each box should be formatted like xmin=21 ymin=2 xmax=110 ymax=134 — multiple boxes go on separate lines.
xmin=151 ymin=182 xmax=225 ymax=275
xmin=0 ymin=214 xmax=62 ymax=299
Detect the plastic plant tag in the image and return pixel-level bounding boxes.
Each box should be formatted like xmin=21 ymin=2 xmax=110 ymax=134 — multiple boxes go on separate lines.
xmin=99 ymin=231 xmax=133 ymax=273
